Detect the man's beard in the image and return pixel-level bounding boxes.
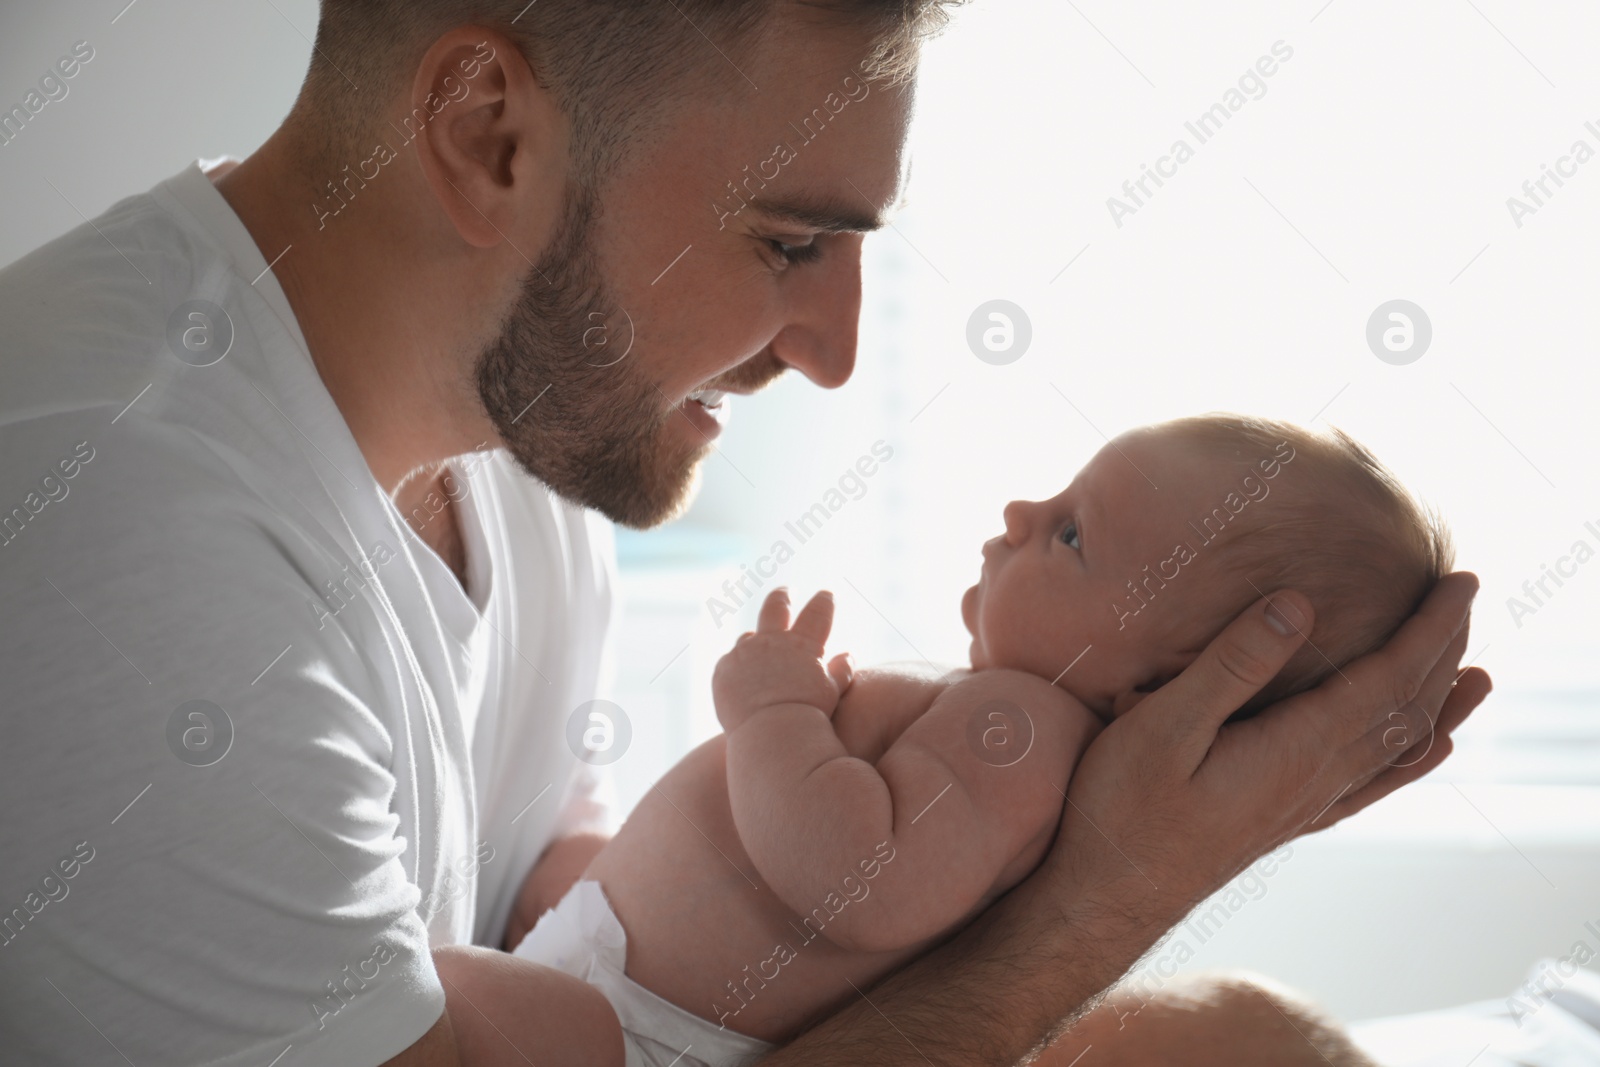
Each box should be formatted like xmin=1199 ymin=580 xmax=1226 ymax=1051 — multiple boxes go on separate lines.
xmin=475 ymin=186 xmax=703 ymax=529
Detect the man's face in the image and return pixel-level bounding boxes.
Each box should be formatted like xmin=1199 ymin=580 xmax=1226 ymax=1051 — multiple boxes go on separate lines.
xmin=477 ymin=12 xmax=915 ymax=528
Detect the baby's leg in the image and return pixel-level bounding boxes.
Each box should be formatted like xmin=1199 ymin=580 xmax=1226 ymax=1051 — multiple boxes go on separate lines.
xmin=433 ymin=945 xmax=625 ymax=1067
xmin=1040 ymin=971 xmax=1377 ymax=1067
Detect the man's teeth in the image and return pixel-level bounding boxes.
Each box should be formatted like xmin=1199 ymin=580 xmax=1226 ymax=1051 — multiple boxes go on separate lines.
xmin=687 ymin=389 xmax=726 ymax=409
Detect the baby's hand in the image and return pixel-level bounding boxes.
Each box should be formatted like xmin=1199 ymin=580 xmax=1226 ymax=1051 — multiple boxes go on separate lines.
xmin=712 ymin=589 xmax=855 ymax=733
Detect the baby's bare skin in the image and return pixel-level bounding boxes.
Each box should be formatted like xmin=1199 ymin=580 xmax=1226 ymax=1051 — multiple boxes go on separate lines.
xmin=576 ymin=426 xmax=1309 ymax=1047
xmin=586 ymin=651 xmax=1099 ymax=1043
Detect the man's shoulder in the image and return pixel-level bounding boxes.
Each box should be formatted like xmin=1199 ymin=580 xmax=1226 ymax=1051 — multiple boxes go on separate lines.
xmin=0 ymin=175 xmax=190 ymax=322
xmin=0 ymin=169 xmax=371 ymax=596
xmin=0 ymin=173 xmax=231 ymax=425
xmin=0 ymin=410 xmax=395 ymax=690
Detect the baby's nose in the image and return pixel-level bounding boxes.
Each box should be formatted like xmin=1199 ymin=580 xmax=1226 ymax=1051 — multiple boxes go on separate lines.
xmin=1001 ymin=500 xmax=1032 ymax=544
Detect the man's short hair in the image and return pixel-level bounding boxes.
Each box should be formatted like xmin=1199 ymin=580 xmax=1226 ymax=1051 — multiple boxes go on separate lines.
xmin=299 ymin=0 xmax=964 ymax=180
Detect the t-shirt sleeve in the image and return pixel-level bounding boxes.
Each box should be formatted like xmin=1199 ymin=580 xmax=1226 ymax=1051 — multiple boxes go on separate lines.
xmin=0 ymin=426 xmax=446 ymax=1067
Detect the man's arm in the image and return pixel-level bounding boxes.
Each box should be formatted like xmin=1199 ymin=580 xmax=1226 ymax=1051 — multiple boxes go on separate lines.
xmin=754 ymin=575 xmax=1487 ymax=1065
xmin=501 ymin=832 xmax=609 ymax=951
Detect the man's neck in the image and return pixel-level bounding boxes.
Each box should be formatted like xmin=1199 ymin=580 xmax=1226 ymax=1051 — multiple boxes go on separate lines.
xmin=396 ymin=466 xmax=469 ymax=588
xmin=210 ymin=125 xmax=502 ymax=496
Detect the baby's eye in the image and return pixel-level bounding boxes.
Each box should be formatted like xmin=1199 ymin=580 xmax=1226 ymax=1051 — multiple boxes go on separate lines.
xmin=1060 ymin=522 xmax=1081 ymax=550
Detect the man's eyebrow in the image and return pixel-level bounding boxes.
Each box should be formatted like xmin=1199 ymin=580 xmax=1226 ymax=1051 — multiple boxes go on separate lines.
xmin=747 ymin=192 xmax=895 ymax=234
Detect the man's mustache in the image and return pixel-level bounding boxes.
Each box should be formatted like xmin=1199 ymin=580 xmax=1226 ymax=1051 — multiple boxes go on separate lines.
xmin=706 ymin=350 xmax=787 ymax=394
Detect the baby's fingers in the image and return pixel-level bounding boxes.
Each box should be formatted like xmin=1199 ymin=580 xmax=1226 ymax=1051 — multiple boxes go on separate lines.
xmin=756 ymin=588 xmax=791 ymax=633
xmin=828 ymin=652 xmax=854 ymax=694
xmin=791 ymin=590 xmax=835 ymax=650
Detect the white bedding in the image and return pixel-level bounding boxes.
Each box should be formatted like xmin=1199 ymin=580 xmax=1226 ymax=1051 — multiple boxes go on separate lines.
xmin=1351 ymin=961 xmax=1600 ymax=1067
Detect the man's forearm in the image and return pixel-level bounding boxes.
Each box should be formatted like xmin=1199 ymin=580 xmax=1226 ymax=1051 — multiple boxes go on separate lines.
xmin=501 ymin=833 xmax=609 ymax=951
xmin=762 ymin=868 xmax=1168 ymax=1066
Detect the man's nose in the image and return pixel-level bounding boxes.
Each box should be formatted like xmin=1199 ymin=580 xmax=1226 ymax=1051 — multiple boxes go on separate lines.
xmin=767 ymin=237 xmax=863 ymax=389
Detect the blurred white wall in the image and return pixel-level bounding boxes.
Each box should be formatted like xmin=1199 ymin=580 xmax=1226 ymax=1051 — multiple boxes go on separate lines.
xmin=0 ymin=0 xmax=318 ymax=267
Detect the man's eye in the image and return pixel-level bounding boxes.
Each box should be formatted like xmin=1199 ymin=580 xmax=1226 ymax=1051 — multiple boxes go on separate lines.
xmin=767 ymin=238 xmax=822 ymax=267
xmin=1060 ymin=522 xmax=1081 ymax=550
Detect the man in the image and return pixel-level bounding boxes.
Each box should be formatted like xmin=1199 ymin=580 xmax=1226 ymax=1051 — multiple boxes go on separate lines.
xmin=0 ymin=1 xmax=1486 ymax=1064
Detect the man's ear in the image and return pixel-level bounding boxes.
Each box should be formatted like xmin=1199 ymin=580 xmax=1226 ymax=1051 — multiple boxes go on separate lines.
xmin=407 ymin=26 xmax=568 ymax=250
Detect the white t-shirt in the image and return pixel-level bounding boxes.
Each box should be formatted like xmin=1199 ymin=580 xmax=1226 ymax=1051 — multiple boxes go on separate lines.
xmin=0 ymin=160 xmax=619 ymax=1065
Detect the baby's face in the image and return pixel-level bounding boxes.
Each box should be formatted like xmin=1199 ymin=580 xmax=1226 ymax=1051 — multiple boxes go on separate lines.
xmin=961 ymin=427 xmax=1249 ymax=720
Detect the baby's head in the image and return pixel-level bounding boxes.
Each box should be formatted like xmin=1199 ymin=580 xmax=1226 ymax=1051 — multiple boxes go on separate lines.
xmin=961 ymin=413 xmax=1454 ymax=721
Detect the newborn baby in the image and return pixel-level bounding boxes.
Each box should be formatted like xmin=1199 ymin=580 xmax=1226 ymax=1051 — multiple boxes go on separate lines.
xmin=512 ymin=413 xmax=1453 ymax=1067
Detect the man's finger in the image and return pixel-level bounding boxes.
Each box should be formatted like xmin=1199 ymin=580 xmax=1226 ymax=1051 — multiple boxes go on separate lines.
xmin=1439 ymin=667 xmax=1491 ymax=738
xmin=791 ymin=590 xmax=835 ymax=649
xmin=1258 ymin=575 xmax=1476 ymax=808
xmin=1342 ymin=619 xmax=1469 ymax=790
xmin=1357 ymin=664 xmax=1490 ymax=782
xmin=1328 ymin=571 xmax=1478 ymax=742
xmin=1305 ymin=666 xmax=1490 ymax=832
xmin=757 ymin=588 xmax=791 ymax=633
xmin=1310 ymin=739 xmax=1453 ymax=834
xmin=1362 ymin=698 xmax=1440 ymax=775
xmin=1145 ymin=590 xmax=1313 ymax=753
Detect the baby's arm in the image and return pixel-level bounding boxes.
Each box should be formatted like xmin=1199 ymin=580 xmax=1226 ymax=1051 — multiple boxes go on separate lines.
xmin=718 ymin=589 xmax=1101 ymax=954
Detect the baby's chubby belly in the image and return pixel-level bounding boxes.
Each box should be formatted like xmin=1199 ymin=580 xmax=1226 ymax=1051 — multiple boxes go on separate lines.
xmin=583 ymin=734 xmax=924 ymax=1044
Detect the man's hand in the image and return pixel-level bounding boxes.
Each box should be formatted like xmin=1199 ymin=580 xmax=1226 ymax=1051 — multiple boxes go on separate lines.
xmin=1048 ymin=572 xmax=1489 ymax=921
xmin=711 ymin=588 xmax=854 ymax=733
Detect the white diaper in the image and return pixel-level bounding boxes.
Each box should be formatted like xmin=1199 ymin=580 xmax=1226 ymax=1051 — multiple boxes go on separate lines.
xmin=513 ymin=880 xmax=775 ymax=1067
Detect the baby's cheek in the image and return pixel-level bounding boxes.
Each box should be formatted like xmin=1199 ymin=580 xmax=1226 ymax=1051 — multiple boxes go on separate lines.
xmin=988 ymin=600 xmax=1044 ymax=669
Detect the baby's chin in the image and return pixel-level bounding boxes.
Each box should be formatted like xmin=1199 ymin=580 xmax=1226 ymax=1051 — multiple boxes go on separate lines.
xmin=961 ymin=587 xmax=985 ymax=668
